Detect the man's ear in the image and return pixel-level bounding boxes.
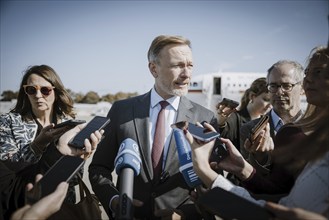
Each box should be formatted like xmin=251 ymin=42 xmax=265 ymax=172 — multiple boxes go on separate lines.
xmin=149 ymin=62 xmax=157 ymax=78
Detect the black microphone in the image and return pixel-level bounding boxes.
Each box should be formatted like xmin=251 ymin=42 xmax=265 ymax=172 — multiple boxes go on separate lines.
xmin=114 ymin=138 xmax=142 ymax=220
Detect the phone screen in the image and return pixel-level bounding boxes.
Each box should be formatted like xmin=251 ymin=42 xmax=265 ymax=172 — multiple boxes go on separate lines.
xmin=30 ymin=156 xmax=85 ymax=202
xmin=68 ymin=116 xmax=110 ymax=149
xmin=188 ymin=122 xmax=220 ymax=142
xmin=249 ymin=115 xmax=269 ymax=142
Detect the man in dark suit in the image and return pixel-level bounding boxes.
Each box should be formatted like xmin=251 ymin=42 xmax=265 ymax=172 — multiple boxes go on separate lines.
xmin=240 ymin=60 xmax=304 ymax=175
xmin=89 ymin=35 xmax=217 ymax=219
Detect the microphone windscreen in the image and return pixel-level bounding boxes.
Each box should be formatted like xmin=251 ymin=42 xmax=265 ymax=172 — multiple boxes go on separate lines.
xmin=173 ymin=128 xmax=202 ymax=187
xmin=114 ymin=138 xmax=142 ymax=176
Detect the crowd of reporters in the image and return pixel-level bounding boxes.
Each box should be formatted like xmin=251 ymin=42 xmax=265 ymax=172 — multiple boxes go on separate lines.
xmin=0 ymin=35 xmax=328 ymax=220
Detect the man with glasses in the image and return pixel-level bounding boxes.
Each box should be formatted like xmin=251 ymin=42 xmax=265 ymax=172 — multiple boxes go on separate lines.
xmin=239 ymin=60 xmax=304 ymax=178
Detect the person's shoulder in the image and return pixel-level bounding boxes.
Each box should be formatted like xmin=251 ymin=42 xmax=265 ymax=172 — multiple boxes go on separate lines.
xmin=110 ymin=93 xmax=149 ymax=111
xmin=0 ymin=112 xmax=22 ymax=121
xmin=0 ymin=112 xmax=25 ymax=127
xmin=184 ymin=97 xmax=213 ymax=113
xmin=277 ymin=123 xmax=303 ymax=136
xmin=229 ymin=111 xmax=241 ymax=121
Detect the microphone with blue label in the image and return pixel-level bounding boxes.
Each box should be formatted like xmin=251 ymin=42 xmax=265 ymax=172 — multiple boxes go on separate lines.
xmin=114 ymin=138 xmax=142 ymax=220
xmin=173 ymin=126 xmax=216 ymax=220
xmin=173 ymin=128 xmax=202 ymax=188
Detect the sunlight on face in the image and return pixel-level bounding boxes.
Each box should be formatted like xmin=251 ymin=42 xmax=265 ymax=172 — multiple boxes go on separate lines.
xmin=26 ymin=74 xmax=55 ymax=115
xmin=268 ymin=64 xmax=302 ymax=114
xmin=153 ymin=44 xmax=193 ymax=99
xmin=303 ymin=59 xmax=328 ymax=107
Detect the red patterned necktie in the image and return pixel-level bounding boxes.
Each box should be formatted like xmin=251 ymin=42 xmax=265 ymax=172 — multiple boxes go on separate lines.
xmin=151 ymin=101 xmax=169 ymax=181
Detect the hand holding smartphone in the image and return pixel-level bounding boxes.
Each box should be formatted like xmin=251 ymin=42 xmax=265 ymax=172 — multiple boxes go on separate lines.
xmin=172 ymin=121 xmax=229 ymax=162
xmin=171 ymin=121 xmax=220 ymax=142
xmin=53 ymin=119 xmax=86 ymax=129
xmin=68 ymin=116 xmax=110 ymax=149
xmin=249 ymin=115 xmax=269 ymax=143
xmin=218 ymin=98 xmax=239 ymax=109
xmin=217 ymin=98 xmax=239 ymax=124
xmin=26 ymin=156 xmax=85 ymax=204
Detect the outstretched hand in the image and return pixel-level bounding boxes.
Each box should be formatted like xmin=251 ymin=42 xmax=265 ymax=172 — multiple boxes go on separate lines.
xmin=12 ymin=174 xmax=68 ymax=220
xmin=244 ymin=123 xmax=274 ymax=153
xmin=183 ymin=122 xmax=219 ymax=187
xmin=211 ymin=138 xmax=254 ymax=181
xmin=32 ymin=124 xmax=69 ymax=153
xmin=56 ymin=123 xmax=104 ymax=159
xmin=216 ymin=103 xmax=237 ymax=126
xmin=184 ymin=122 xmax=255 ymax=182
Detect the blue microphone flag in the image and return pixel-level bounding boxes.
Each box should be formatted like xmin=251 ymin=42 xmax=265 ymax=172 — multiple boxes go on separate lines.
xmin=173 ymin=128 xmax=202 ymax=187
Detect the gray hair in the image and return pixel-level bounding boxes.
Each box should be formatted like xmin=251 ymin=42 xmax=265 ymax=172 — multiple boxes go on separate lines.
xmin=267 ymin=60 xmax=304 ymax=83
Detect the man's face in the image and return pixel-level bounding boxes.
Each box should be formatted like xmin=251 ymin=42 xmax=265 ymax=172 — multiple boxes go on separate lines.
xmin=149 ymin=44 xmax=193 ymax=99
xmin=267 ymin=63 xmax=303 ymax=115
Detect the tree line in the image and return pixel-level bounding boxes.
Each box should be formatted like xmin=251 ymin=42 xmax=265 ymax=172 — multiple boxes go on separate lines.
xmin=0 ymin=89 xmax=138 ymax=104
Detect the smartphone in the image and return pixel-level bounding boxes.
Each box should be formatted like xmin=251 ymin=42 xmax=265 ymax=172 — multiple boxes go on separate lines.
xmin=53 ymin=119 xmax=86 ymax=129
xmin=171 ymin=121 xmax=220 ymax=142
xmin=68 ymin=116 xmax=110 ymax=149
xmin=27 ymin=156 xmax=85 ymax=204
xmin=197 ymin=187 xmax=273 ymax=220
xmin=172 ymin=121 xmax=228 ymax=162
xmin=219 ymin=98 xmax=239 ymax=109
xmin=209 ymin=140 xmax=229 ymax=163
xmin=249 ymin=115 xmax=269 ymax=142
xmin=188 ymin=122 xmax=220 ymax=142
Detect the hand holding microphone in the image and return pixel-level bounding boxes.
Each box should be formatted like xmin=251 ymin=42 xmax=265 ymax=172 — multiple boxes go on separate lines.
xmin=114 ymin=138 xmax=142 ymax=220
xmin=173 ymin=127 xmax=215 ymax=220
xmin=173 ymin=128 xmax=202 ymax=188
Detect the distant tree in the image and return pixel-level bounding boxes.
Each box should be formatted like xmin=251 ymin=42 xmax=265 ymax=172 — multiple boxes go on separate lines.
xmin=113 ymin=91 xmax=138 ymax=101
xmin=127 ymin=92 xmax=138 ymax=98
xmin=114 ymin=92 xmax=128 ymax=101
xmin=81 ymin=91 xmax=100 ymax=104
xmin=1 ymin=90 xmax=18 ymax=101
xmin=66 ymin=89 xmax=84 ymax=103
xmin=101 ymin=94 xmax=116 ymax=103
xmin=74 ymin=93 xmax=85 ymax=103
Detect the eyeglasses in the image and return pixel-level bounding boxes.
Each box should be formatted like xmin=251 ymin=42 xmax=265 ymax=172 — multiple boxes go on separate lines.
xmin=23 ymin=85 xmax=55 ymax=96
xmin=267 ymin=82 xmax=300 ymax=93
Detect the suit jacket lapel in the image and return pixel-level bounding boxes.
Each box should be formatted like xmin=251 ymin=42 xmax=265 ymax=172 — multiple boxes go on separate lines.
xmin=165 ymin=97 xmax=194 ymax=172
xmin=134 ymin=92 xmax=153 ymax=177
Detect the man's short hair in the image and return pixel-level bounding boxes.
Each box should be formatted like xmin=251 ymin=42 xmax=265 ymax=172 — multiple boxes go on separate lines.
xmin=147 ymin=35 xmax=191 ymax=63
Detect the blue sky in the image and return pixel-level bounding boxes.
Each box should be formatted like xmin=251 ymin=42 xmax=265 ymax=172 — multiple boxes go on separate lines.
xmin=1 ymin=0 xmax=328 ymax=96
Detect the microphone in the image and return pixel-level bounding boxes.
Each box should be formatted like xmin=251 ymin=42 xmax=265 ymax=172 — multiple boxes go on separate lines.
xmin=173 ymin=128 xmax=202 ymax=188
xmin=114 ymin=138 xmax=142 ymax=220
xmin=173 ymin=129 xmax=214 ymax=220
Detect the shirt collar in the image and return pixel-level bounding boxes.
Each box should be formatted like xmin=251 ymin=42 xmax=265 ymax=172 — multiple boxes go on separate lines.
xmin=271 ymin=109 xmax=283 ymax=127
xmin=150 ymin=87 xmax=180 ymax=111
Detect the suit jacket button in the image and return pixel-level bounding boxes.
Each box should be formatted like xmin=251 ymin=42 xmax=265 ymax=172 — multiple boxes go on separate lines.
xmin=151 ymin=192 xmax=157 ymax=197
